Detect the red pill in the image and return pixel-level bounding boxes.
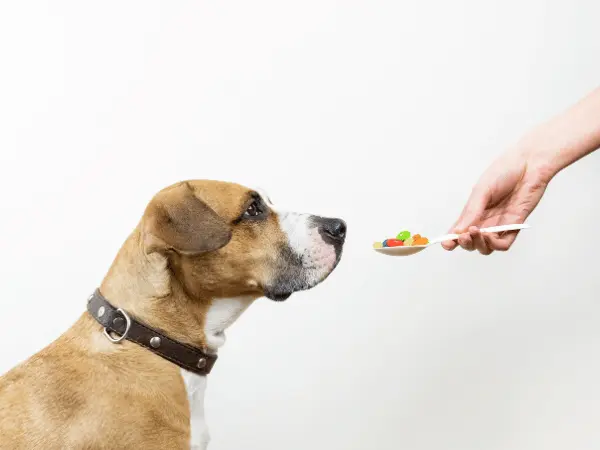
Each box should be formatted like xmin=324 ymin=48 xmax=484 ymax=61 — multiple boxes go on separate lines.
xmin=385 ymin=239 xmax=404 ymax=247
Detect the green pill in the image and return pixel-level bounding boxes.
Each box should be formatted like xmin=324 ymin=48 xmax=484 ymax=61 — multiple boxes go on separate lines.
xmin=396 ymin=230 xmax=411 ymax=241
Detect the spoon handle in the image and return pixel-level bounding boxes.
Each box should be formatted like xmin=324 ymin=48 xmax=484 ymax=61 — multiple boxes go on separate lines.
xmin=431 ymin=223 xmax=531 ymax=244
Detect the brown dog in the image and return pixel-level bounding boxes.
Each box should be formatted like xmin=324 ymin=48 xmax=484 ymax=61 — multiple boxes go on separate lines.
xmin=0 ymin=180 xmax=346 ymax=450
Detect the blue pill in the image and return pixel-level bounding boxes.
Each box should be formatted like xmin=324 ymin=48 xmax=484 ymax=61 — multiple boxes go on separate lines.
xmin=382 ymin=239 xmax=389 ymax=247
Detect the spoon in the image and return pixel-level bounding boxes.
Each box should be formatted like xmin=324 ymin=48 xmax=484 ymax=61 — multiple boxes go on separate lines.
xmin=374 ymin=223 xmax=531 ymax=256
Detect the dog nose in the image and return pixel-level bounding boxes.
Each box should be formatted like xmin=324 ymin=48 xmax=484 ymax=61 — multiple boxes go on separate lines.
xmin=320 ymin=218 xmax=347 ymax=242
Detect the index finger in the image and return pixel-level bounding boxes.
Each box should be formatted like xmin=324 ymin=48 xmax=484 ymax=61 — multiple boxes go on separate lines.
xmin=453 ymin=186 xmax=491 ymax=233
xmin=441 ymin=239 xmax=458 ymax=251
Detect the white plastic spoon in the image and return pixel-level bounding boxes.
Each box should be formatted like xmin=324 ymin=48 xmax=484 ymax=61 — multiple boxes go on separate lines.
xmin=374 ymin=223 xmax=531 ymax=256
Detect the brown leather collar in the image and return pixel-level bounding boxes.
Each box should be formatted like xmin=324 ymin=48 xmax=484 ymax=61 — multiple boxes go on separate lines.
xmin=87 ymin=289 xmax=217 ymax=376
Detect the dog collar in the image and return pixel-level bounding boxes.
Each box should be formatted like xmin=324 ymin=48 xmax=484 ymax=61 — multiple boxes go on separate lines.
xmin=87 ymin=289 xmax=217 ymax=376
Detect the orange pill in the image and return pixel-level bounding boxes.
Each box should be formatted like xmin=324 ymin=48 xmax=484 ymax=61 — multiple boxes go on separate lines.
xmin=413 ymin=237 xmax=429 ymax=246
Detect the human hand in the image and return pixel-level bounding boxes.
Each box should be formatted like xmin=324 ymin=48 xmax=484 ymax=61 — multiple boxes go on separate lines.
xmin=442 ymin=145 xmax=554 ymax=255
xmin=443 ymin=87 xmax=600 ymax=255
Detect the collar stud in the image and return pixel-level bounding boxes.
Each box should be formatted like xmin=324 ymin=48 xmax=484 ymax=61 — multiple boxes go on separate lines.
xmin=150 ymin=337 xmax=161 ymax=348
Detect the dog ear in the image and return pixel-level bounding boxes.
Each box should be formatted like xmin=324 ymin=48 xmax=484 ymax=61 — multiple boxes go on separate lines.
xmin=143 ymin=182 xmax=232 ymax=255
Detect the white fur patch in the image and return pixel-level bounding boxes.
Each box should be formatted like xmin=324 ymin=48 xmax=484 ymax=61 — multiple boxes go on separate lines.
xmin=275 ymin=210 xmax=313 ymax=256
xmin=181 ymin=369 xmax=210 ymax=450
xmin=204 ymin=296 xmax=254 ymax=350
xmin=256 ymin=187 xmax=315 ymax=255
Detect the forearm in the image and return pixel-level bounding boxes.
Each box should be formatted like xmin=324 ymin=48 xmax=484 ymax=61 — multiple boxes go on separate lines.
xmin=520 ymin=86 xmax=600 ymax=178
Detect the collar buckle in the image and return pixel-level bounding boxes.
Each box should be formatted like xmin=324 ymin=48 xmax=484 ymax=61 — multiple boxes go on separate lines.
xmin=103 ymin=308 xmax=132 ymax=344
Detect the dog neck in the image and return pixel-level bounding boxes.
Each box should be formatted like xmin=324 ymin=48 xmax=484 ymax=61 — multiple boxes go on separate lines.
xmin=99 ymin=230 xmax=256 ymax=353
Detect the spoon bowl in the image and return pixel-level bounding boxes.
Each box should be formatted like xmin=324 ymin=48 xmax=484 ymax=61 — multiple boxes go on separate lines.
xmin=374 ymin=223 xmax=531 ymax=257
xmin=375 ymin=244 xmax=429 ymax=256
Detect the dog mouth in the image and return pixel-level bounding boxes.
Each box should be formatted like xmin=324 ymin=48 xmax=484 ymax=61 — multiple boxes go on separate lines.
xmin=264 ymin=290 xmax=293 ymax=302
xmin=263 ymin=247 xmax=343 ymax=302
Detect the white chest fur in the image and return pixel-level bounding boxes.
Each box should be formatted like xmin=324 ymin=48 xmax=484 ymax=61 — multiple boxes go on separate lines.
xmin=181 ymin=296 xmax=255 ymax=449
xmin=181 ymin=369 xmax=209 ymax=450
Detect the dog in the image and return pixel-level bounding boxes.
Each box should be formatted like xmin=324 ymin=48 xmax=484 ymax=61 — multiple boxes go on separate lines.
xmin=0 ymin=180 xmax=346 ymax=449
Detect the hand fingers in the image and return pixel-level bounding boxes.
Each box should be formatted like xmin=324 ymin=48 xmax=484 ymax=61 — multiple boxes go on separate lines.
xmin=483 ymin=204 xmax=519 ymax=251
xmin=443 ymin=187 xmax=491 ymax=253
xmin=442 ymin=187 xmax=491 ymax=254
xmin=453 ymin=186 xmax=491 ymax=233
xmin=487 ymin=230 xmax=519 ymax=252
xmin=469 ymin=226 xmax=492 ymax=255
xmin=457 ymin=232 xmax=475 ymax=251
xmin=449 ymin=229 xmax=519 ymax=253
xmin=443 ymin=188 xmax=489 ymax=252
xmin=443 ymin=229 xmax=499 ymax=254
xmin=441 ymin=239 xmax=458 ymax=251
xmin=442 ymin=227 xmax=491 ymax=254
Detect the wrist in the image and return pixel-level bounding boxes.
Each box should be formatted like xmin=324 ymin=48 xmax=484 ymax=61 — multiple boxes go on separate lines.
xmin=513 ymin=124 xmax=568 ymax=182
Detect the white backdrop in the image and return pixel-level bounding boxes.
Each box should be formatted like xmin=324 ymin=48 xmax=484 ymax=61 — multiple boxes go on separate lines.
xmin=1 ymin=1 xmax=600 ymax=449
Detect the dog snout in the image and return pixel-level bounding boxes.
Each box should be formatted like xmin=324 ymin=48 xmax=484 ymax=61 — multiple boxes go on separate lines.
xmin=315 ymin=217 xmax=347 ymax=244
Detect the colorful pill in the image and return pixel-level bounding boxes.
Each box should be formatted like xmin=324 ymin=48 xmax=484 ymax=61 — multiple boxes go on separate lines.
xmin=413 ymin=237 xmax=429 ymax=246
xmin=385 ymin=239 xmax=404 ymax=247
xmin=396 ymin=230 xmax=411 ymax=241
xmin=375 ymin=230 xmax=429 ymax=249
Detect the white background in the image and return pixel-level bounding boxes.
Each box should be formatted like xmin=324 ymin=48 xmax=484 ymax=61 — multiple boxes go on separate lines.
xmin=1 ymin=1 xmax=600 ymax=449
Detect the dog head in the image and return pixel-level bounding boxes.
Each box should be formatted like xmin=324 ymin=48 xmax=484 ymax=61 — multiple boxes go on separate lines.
xmin=142 ymin=180 xmax=345 ymax=301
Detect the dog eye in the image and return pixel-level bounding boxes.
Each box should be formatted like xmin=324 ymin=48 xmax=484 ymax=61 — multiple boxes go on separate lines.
xmin=244 ymin=200 xmax=262 ymax=218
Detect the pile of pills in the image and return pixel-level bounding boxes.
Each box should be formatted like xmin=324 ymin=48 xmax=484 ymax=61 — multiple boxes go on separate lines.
xmin=373 ymin=230 xmax=429 ymax=248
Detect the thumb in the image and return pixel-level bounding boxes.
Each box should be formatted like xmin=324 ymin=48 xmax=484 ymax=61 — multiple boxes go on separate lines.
xmin=452 ymin=187 xmax=490 ymax=233
xmin=442 ymin=187 xmax=489 ymax=251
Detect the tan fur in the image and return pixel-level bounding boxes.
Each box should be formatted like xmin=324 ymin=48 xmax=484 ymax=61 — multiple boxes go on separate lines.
xmin=0 ymin=180 xmax=290 ymax=449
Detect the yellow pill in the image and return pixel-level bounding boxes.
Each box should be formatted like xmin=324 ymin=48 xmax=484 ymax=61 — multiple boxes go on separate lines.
xmin=373 ymin=241 xmax=383 ymax=249
xmin=404 ymin=237 xmax=414 ymax=246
